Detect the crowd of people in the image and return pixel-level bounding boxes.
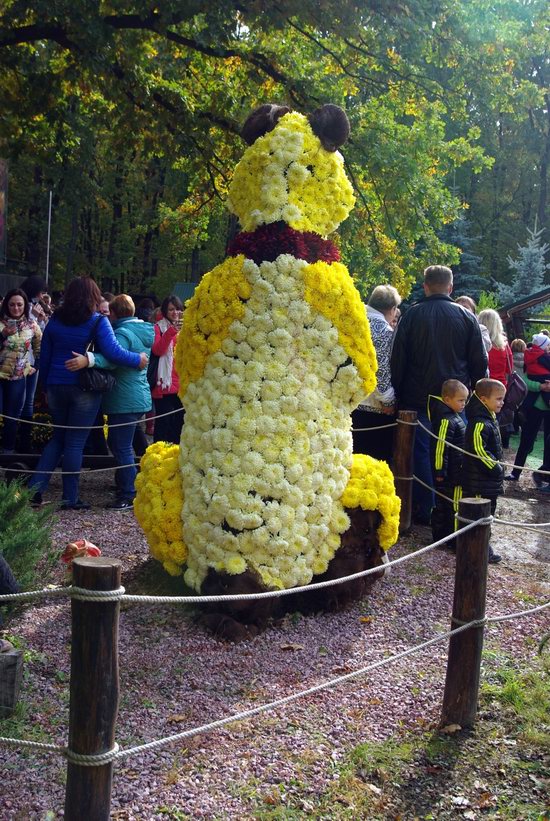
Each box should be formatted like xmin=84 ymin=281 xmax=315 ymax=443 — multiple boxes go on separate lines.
xmin=0 ymin=276 xmax=185 ymax=510
xmin=356 ymin=264 xmax=550 ymax=564
xmin=0 ymin=266 xmax=548 ymax=539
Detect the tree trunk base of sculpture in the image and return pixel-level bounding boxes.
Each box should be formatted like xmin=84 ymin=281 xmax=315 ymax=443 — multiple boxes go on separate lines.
xmin=198 ymin=508 xmax=385 ymax=641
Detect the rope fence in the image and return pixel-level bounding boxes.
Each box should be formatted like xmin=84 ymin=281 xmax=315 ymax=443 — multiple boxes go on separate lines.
xmin=414 ymin=417 xmax=550 ymax=478
xmin=0 ymin=517 xmax=490 ymax=606
xmin=1 ymin=600 xmax=547 ymax=766
xmin=2 ymin=413 xmax=549 ymax=480
xmin=0 ymin=405 xmax=182 ymax=430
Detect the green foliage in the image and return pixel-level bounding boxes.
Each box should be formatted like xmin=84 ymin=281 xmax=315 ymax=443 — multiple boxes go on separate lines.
xmin=0 ymin=480 xmax=54 ymax=589
xmin=478 ymin=290 xmax=500 ymax=311
xmin=0 ymin=0 xmax=547 ymax=297
xmin=498 ymin=221 xmax=550 ymax=305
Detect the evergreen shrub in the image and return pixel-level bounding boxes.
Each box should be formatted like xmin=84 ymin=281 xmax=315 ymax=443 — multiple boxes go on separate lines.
xmin=0 ymin=480 xmax=54 ymax=590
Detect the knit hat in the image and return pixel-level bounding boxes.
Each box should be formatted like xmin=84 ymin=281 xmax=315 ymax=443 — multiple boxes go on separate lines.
xmin=532 ymin=333 xmax=550 ymax=350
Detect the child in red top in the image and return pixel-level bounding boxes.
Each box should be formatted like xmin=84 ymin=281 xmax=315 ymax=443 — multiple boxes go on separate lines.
xmin=523 ymin=333 xmax=550 ymax=407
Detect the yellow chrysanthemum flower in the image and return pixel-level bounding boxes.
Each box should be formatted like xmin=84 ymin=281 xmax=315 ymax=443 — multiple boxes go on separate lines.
xmin=134 ymin=442 xmax=187 ymax=575
xmin=341 ymin=454 xmax=401 ymax=551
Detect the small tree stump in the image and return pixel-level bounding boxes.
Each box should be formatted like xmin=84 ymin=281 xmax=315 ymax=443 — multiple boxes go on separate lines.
xmin=0 ymin=646 xmax=24 ymax=717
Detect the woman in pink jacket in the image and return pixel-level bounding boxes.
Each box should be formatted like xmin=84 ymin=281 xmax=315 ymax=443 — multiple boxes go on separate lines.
xmin=151 ymin=295 xmax=184 ymax=444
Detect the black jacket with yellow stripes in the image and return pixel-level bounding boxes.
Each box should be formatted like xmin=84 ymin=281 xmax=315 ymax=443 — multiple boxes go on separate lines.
xmin=427 ymin=395 xmax=465 ymax=487
xmin=463 ymin=392 xmax=504 ymax=498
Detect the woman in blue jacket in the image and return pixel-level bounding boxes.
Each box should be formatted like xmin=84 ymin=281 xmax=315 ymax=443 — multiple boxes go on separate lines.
xmin=67 ymin=294 xmax=154 ymax=510
xmin=28 ymin=278 xmax=148 ymax=510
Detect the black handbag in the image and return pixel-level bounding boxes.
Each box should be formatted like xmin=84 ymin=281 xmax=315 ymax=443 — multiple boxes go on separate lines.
xmin=146 ymin=353 xmax=160 ymax=389
xmin=79 ymin=367 xmax=116 ymax=393
xmin=78 ymin=316 xmax=116 ymax=393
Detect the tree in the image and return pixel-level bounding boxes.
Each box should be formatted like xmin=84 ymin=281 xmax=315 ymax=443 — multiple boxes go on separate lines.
xmin=1 ymin=0 xmax=545 ymax=297
xmin=498 ymin=220 xmax=550 ymax=304
xmin=439 ymin=210 xmax=488 ymax=300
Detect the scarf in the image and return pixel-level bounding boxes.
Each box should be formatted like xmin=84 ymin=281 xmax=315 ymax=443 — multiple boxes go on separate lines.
xmin=156 ymin=318 xmax=174 ymax=390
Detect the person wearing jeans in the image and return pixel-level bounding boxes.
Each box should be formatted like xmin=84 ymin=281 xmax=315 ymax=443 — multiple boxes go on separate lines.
xmin=32 ymin=385 xmax=102 ymax=506
xmin=65 ymin=294 xmax=154 ymax=510
xmin=0 ymin=289 xmax=42 ymax=453
xmin=28 ymin=278 xmax=147 ymax=509
xmin=106 ymin=413 xmax=143 ymax=503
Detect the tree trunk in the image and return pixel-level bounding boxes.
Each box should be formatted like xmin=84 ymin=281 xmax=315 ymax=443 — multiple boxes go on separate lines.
xmin=107 ymin=159 xmax=124 ymax=288
xmin=25 ymin=165 xmax=43 ymax=269
xmin=65 ymin=198 xmax=79 ymax=285
xmin=537 ymin=93 xmax=550 ymax=230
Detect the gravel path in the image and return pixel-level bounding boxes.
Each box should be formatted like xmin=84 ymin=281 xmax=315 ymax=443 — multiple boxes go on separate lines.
xmin=1 ymin=469 xmax=549 ymax=819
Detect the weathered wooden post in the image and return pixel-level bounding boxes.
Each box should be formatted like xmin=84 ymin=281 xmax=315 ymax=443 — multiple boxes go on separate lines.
xmin=0 ymin=640 xmax=24 ymax=718
xmin=65 ymin=557 xmax=121 ymax=821
xmin=440 ymin=498 xmax=491 ymax=729
xmin=392 ymin=410 xmax=417 ymax=534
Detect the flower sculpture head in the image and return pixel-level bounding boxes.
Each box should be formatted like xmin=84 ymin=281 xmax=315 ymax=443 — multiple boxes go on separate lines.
xmin=227 ymin=105 xmax=355 ymax=237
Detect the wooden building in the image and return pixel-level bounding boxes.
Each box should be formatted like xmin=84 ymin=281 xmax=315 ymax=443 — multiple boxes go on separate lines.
xmin=499 ymin=287 xmax=550 ymax=338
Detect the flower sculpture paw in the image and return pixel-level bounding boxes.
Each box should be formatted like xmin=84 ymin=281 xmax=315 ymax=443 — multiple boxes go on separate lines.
xmin=135 ymin=103 xmax=400 ymax=603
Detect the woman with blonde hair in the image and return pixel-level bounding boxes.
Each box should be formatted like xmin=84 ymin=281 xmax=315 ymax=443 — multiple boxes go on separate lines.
xmin=478 ymin=308 xmax=513 ymax=445
xmin=478 ymin=310 xmax=512 ymax=383
xmin=352 ymin=283 xmax=401 ymax=461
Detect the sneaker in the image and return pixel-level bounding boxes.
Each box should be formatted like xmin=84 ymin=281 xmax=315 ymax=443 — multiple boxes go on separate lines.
xmin=533 ymin=472 xmax=547 ymax=488
xmin=504 ymin=473 xmax=519 ymax=481
xmin=536 ymin=485 xmax=550 ymax=494
xmin=105 ymin=499 xmax=134 ymax=511
xmin=30 ymin=492 xmax=44 ymax=507
xmin=488 ymin=545 xmax=502 ymax=564
xmin=60 ymin=500 xmax=91 ymax=511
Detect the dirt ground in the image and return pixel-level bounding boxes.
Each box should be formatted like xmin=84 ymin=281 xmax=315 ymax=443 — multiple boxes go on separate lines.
xmin=492 ymin=482 xmax=549 ymax=570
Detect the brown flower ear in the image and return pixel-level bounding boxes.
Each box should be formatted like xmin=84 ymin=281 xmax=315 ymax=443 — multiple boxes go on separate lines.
xmin=241 ymin=104 xmax=291 ymax=145
xmin=308 ymin=105 xmax=350 ymax=151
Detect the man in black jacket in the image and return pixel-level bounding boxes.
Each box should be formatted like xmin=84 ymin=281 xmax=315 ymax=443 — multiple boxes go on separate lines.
xmin=391 ymin=265 xmax=488 ymax=524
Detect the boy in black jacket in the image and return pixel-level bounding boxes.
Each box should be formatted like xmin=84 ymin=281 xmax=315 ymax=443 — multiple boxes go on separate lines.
xmin=428 ymin=379 xmax=468 ymax=545
xmin=463 ymin=378 xmax=506 ymax=564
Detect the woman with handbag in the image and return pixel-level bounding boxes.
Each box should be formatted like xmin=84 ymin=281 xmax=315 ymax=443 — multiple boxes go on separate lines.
xmin=0 ymin=289 xmax=42 ymax=452
xmin=28 ymin=277 xmax=148 ymax=510
xmin=150 ymin=295 xmax=184 ymax=444
xmin=66 ymin=294 xmax=154 ymax=510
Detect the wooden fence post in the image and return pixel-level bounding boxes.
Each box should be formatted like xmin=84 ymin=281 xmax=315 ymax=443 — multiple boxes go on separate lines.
xmin=392 ymin=410 xmax=417 ymax=534
xmin=440 ymin=498 xmax=491 ymax=729
xmin=65 ymin=557 xmax=121 ymax=821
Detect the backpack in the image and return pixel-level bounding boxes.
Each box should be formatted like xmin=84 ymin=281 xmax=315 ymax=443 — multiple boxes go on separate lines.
xmin=503 ymin=371 xmax=528 ymax=411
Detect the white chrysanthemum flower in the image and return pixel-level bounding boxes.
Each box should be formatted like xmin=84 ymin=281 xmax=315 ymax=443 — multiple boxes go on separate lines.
xmin=281 ymin=203 xmax=302 ymax=222
xmin=230 ymin=321 xmax=248 ymax=342
xmin=232 ymin=341 xmax=252 ymax=363
xmin=286 ymin=162 xmax=310 ymax=186
xmin=248 ymin=209 xmax=263 ymax=228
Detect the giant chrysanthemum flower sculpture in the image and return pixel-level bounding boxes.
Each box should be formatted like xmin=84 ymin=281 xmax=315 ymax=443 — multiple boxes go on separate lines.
xmin=135 ymin=104 xmax=400 ymax=637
